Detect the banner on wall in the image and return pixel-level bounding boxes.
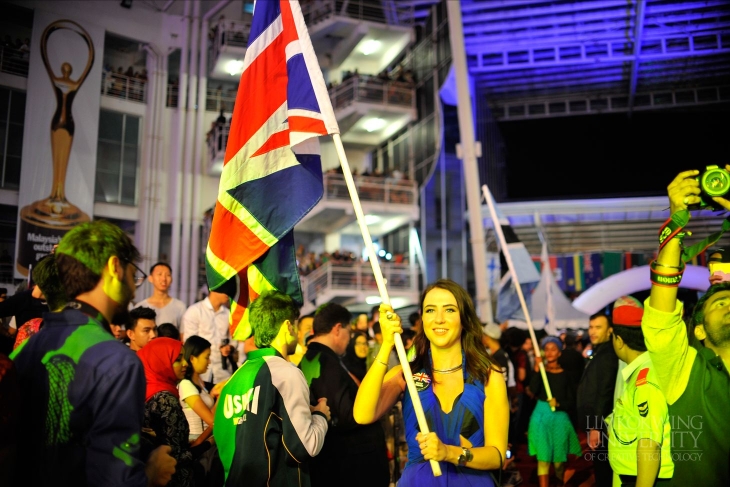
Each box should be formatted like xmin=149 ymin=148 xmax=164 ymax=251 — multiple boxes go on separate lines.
xmin=14 ymin=11 xmax=105 ymax=277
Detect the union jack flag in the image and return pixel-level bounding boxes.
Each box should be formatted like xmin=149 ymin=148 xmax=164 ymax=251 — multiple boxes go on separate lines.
xmin=413 ymin=372 xmax=431 ymax=384
xmin=205 ymin=0 xmax=339 ymax=340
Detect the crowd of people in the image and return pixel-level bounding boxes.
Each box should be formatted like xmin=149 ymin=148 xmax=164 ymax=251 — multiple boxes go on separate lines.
xmin=0 ymin=168 xmax=729 ymax=486
xmin=102 ymin=64 xmax=148 ymax=101
xmin=1 ymin=35 xmax=30 ymax=75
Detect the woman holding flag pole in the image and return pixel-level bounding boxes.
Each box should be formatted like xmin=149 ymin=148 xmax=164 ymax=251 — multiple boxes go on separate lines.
xmin=353 ymin=279 xmax=509 ymax=486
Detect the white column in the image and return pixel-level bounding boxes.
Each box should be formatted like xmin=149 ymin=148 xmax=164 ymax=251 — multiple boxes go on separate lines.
xmin=446 ymin=0 xmax=492 ymax=322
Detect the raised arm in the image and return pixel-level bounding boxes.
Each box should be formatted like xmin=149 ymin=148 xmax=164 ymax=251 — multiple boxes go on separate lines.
xmin=643 ymin=170 xmax=709 ymax=404
xmin=353 ymin=305 xmax=405 ymax=425
xmin=649 ymin=170 xmax=698 ymax=312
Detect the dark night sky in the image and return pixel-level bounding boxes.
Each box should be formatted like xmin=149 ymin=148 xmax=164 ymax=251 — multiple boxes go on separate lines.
xmin=497 ymin=106 xmax=730 ymax=201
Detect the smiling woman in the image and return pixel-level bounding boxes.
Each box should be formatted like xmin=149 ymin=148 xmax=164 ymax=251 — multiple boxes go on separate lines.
xmin=353 ymin=279 xmax=509 ymax=486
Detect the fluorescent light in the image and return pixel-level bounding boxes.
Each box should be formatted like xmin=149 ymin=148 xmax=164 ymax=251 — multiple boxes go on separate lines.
xmin=366 ymin=296 xmax=382 ymax=305
xmin=364 ymin=214 xmax=380 ymax=225
xmin=225 ymin=60 xmax=244 ymax=76
xmin=360 ymin=39 xmax=381 ymax=55
xmin=363 ymin=118 xmax=386 ymax=132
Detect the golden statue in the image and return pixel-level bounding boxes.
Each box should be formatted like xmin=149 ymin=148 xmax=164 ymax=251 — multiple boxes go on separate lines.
xmin=16 ymin=20 xmax=94 ymax=275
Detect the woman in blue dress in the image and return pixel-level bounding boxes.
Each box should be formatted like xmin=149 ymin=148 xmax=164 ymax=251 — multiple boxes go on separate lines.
xmin=354 ymin=279 xmax=509 ymax=486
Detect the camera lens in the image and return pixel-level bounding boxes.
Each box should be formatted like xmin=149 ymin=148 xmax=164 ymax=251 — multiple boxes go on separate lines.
xmin=701 ymin=166 xmax=730 ymax=197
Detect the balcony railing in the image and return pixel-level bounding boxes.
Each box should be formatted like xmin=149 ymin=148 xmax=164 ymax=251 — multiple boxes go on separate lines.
xmin=207 ymin=123 xmax=229 ymax=163
xmin=323 ymin=173 xmax=417 ymax=205
xmin=209 ymin=18 xmax=252 ymax=69
xmin=166 ymin=84 xmax=236 ymax=112
xmin=0 ymin=46 xmax=29 ymax=77
xmin=300 ymin=0 xmax=415 ymax=26
xmin=329 ymin=75 xmax=415 ymax=110
xmin=301 ymin=261 xmax=416 ymax=304
xmin=101 ymin=72 xmax=147 ymax=103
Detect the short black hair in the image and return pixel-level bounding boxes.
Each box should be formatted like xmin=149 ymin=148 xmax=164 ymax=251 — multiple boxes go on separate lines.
xmin=402 ymin=328 xmax=416 ymax=343
xmin=157 ymin=323 xmax=180 ymax=340
xmin=370 ymin=305 xmax=379 ymax=320
xmin=372 ymin=321 xmax=381 ymax=334
xmin=149 ymin=262 xmax=172 ymax=274
xmin=0 ymin=287 xmax=7 ymax=295
xmin=692 ymin=282 xmax=730 ymax=329
xmin=314 ymin=303 xmax=352 ymax=336
xmin=408 ymin=312 xmax=420 ymax=327
xmin=129 ymin=306 xmax=157 ymax=331
xmin=612 ymin=325 xmax=647 ymax=352
xmin=590 ymin=311 xmax=612 ymax=327
xmin=32 ymin=255 xmax=68 ymax=311
xmin=249 ymin=291 xmax=299 ymax=348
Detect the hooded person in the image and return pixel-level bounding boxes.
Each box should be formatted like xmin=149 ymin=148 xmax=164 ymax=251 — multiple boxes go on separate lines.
xmin=138 ymin=337 xmax=194 ymax=487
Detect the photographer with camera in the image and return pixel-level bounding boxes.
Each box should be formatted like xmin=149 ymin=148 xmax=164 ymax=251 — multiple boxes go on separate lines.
xmin=641 ymin=168 xmax=730 ymax=486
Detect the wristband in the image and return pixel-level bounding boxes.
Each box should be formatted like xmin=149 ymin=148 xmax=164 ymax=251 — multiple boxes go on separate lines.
xmin=658 ymin=210 xmax=690 ymax=251
xmin=651 ymin=259 xmax=686 ymax=272
xmin=650 ymin=260 xmax=684 ymax=287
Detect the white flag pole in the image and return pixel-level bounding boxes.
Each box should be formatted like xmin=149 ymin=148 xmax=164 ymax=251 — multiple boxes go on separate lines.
xmin=332 ymin=133 xmax=442 ymax=477
xmin=481 ymin=184 xmax=555 ymax=411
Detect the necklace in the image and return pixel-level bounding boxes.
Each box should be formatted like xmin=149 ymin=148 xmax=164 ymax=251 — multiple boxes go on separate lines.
xmin=432 ymin=363 xmax=463 ymax=374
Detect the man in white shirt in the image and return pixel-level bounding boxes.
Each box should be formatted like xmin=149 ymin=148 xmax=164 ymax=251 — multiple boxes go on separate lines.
xmin=134 ymin=262 xmax=186 ymax=329
xmin=180 ymin=290 xmax=235 ymax=385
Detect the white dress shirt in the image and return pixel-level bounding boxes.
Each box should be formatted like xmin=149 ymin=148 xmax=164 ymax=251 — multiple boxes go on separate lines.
xmin=180 ymin=297 xmax=234 ymax=383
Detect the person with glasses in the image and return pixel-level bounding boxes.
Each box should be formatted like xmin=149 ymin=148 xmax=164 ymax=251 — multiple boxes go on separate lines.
xmin=134 ymin=262 xmax=187 ymax=330
xmin=10 ymin=220 xmax=176 ymax=486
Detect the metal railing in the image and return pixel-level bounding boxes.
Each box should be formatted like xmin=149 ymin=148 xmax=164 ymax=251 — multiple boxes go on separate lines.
xmin=0 ymin=46 xmax=29 ymax=77
xmin=207 ymin=123 xmax=229 ymax=163
xmin=101 ymin=72 xmax=147 ymax=103
xmin=300 ymin=0 xmax=415 ymax=26
xmin=301 ymin=261 xmax=417 ymax=304
xmin=323 ymin=172 xmax=417 ymax=205
xmin=209 ymin=18 xmax=252 ymax=68
xmin=329 ymin=75 xmax=415 ymax=110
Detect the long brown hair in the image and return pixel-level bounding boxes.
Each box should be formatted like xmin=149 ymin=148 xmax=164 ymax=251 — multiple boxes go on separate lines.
xmin=410 ymin=279 xmax=499 ymax=385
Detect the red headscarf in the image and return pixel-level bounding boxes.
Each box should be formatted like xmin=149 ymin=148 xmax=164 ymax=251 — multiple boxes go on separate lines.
xmin=137 ymin=337 xmax=183 ymax=402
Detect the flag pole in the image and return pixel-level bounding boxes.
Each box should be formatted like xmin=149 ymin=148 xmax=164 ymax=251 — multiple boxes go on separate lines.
xmin=332 ymin=133 xmax=442 ymax=477
xmin=482 ymin=184 xmax=555 ymax=411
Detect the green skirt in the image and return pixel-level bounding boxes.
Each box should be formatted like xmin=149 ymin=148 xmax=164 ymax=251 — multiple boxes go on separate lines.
xmin=528 ymin=400 xmax=582 ymax=463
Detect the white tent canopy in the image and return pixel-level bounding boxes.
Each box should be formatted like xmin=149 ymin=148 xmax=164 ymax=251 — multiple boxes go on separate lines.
xmin=506 ymin=244 xmax=590 ymax=334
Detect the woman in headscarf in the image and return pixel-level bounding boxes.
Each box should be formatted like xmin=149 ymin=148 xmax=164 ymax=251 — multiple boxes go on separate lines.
xmin=138 ymin=337 xmax=193 ymax=487
xmin=526 ymin=336 xmax=582 ymax=487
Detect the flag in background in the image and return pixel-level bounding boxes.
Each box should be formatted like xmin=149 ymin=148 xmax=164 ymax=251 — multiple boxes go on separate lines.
xmin=558 ymin=254 xmax=585 ymax=293
xmin=492 ymin=201 xmax=541 ymax=323
xmin=206 ymin=0 xmax=339 ymax=340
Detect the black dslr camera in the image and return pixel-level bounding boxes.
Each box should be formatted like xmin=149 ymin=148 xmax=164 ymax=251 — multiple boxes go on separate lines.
xmin=689 ymin=165 xmax=730 ymax=211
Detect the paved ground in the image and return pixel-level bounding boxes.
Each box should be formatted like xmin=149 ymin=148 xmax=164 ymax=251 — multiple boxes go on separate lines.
xmin=504 ymin=430 xmax=597 ymax=487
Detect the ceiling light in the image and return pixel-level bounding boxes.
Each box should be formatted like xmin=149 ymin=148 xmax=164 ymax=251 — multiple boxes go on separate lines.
xmin=363 ymin=118 xmax=386 ymax=132
xmin=225 ymin=60 xmax=244 ymax=76
xmin=360 ymin=39 xmax=381 ymax=55
xmin=364 ymin=214 xmax=380 ymax=225
xmin=366 ymin=296 xmax=382 ymax=305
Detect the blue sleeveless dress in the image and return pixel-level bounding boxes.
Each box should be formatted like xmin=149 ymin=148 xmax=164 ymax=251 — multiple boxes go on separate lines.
xmin=399 ymin=357 xmax=497 ymax=487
